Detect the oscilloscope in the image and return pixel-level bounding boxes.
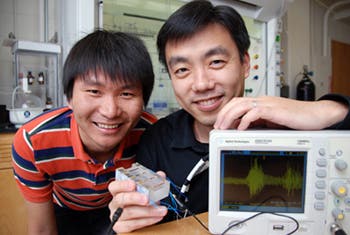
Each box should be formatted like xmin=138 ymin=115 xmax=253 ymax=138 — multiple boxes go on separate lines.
xmin=209 ymin=130 xmax=350 ymax=235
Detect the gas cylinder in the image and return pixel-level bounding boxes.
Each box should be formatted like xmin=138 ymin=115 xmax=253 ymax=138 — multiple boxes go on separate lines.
xmin=296 ymin=65 xmax=315 ymax=101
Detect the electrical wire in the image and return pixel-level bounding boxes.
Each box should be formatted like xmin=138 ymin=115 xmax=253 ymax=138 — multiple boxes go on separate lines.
xmin=180 ymin=154 xmax=209 ymax=196
xmin=168 ymin=192 xmax=209 ymax=231
xmin=220 ymin=212 xmax=299 ymax=235
xmin=163 ymin=177 xmax=209 ymax=231
xmin=186 ymin=208 xmax=209 ymax=231
xmin=106 ymin=207 xmax=123 ymax=235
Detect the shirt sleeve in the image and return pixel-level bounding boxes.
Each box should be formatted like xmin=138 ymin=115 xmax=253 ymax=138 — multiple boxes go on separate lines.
xmin=318 ymin=93 xmax=350 ymax=129
xmin=11 ymin=128 xmax=53 ymax=203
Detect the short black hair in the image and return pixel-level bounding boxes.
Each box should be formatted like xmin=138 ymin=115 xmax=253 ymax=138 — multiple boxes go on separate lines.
xmin=157 ymin=0 xmax=250 ymax=67
xmin=63 ymin=29 xmax=154 ymax=106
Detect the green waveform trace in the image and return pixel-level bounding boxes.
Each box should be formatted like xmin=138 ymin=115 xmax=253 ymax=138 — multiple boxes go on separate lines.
xmin=224 ymin=158 xmax=303 ymax=197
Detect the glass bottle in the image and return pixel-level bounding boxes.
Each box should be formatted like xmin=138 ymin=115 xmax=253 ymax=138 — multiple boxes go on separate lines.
xmin=38 ymin=72 xmax=45 ymax=85
xmin=27 ymin=71 xmax=35 ymax=85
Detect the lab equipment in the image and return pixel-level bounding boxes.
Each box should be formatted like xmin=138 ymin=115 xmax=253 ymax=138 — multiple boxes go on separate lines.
xmin=116 ymin=162 xmax=170 ymax=203
xmin=8 ymin=77 xmax=43 ymax=127
xmin=209 ymin=130 xmax=350 ymax=235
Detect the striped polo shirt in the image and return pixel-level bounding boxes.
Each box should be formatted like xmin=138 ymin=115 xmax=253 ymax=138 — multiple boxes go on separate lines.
xmin=12 ymin=107 xmax=157 ymax=211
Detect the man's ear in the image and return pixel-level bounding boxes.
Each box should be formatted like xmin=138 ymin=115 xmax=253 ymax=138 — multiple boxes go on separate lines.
xmin=67 ymin=99 xmax=73 ymax=109
xmin=243 ymin=52 xmax=251 ymax=79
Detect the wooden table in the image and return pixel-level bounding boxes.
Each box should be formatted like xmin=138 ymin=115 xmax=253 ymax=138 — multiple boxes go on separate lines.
xmin=0 ymin=133 xmax=28 ymax=235
xmin=122 ymin=212 xmax=210 ymax=235
xmin=0 ymin=133 xmax=14 ymax=170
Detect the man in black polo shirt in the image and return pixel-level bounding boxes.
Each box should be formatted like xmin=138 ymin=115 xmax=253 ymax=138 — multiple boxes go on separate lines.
xmin=107 ymin=1 xmax=350 ymax=233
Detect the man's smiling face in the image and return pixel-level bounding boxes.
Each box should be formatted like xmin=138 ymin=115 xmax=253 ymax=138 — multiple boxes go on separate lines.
xmin=165 ymin=23 xmax=250 ymax=129
xmin=68 ymin=73 xmax=144 ymax=158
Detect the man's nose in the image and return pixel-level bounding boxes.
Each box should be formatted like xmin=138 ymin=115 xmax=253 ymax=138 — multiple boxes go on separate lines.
xmin=100 ymin=96 xmax=122 ymax=118
xmin=191 ymin=68 xmax=214 ymax=92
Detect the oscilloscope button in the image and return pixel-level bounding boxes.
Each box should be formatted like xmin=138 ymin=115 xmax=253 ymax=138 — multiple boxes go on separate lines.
xmin=332 ymin=208 xmax=345 ymax=220
xmin=315 ymin=191 xmax=326 ymax=200
xmin=335 ymin=159 xmax=348 ymax=171
xmin=316 ymin=169 xmax=327 ymax=178
xmin=334 ymin=198 xmax=341 ymax=207
xmin=316 ymin=158 xmax=327 ymax=167
xmin=331 ymin=181 xmax=348 ymax=197
xmin=344 ymin=197 xmax=350 ymax=206
xmin=315 ymin=180 xmax=326 ymax=189
xmin=314 ymin=201 xmax=325 ymax=210
xmin=318 ymin=148 xmax=326 ymax=156
xmin=336 ymin=150 xmax=343 ymax=156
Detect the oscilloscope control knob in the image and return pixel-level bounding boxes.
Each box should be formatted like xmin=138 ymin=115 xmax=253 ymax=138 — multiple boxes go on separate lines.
xmin=332 ymin=208 xmax=345 ymax=221
xmin=331 ymin=181 xmax=348 ymax=197
xmin=335 ymin=159 xmax=348 ymax=171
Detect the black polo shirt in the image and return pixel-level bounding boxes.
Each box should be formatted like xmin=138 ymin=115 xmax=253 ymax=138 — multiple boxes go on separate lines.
xmin=136 ymin=109 xmax=209 ymax=221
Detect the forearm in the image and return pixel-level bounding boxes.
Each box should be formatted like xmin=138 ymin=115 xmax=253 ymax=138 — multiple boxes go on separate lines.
xmin=26 ymin=201 xmax=58 ymax=235
xmin=315 ymin=100 xmax=347 ymax=129
xmin=318 ymin=94 xmax=350 ymax=129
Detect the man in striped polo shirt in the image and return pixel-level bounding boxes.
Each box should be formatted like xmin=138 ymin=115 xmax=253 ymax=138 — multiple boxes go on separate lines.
xmin=11 ymin=30 xmax=158 ymax=235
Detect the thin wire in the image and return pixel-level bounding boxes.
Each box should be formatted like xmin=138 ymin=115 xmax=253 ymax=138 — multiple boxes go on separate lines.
xmin=170 ymin=192 xmax=209 ymax=231
xmin=220 ymin=212 xmax=265 ymax=235
xmin=163 ymin=178 xmax=209 ymax=231
xmin=186 ymin=209 xmax=209 ymax=231
xmin=272 ymin=212 xmax=299 ymax=235
xmin=220 ymin=212 xmax=300 ymax=235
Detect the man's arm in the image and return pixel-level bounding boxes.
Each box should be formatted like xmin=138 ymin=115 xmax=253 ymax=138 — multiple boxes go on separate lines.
xmin=318 ymin=93 xmax=350 ymax=129
xmin=26 ymin=200 xmax=57 ymax=235
xmin=214 ymin=96 xmax=349 ymax=130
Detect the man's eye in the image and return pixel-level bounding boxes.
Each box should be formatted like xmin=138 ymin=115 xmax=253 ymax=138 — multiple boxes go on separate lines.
xmin=174 ymin=67 xmax=189 ymax=76
xmin=86 ymin=89 xmax=100 ymax=94
xmin=210 ymin=59 xmax=225 ymax=67
xmin=121 ymin=92 xmax=134 ymax=97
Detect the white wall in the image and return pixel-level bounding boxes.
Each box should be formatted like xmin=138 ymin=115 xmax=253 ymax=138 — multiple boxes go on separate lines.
xmin=58 ymin=0 xmax=95 ymax=105
xmin=283 ymin=0 xmax=350 ymax=99
xmin=282 ymin=0 xmax=311 ymax=99
xmin=58 ymin=0 xmax=95 ymax=66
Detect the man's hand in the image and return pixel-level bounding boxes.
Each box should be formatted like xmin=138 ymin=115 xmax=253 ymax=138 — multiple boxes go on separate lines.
xmin=108 ymin=172 xmax=168 ymax=233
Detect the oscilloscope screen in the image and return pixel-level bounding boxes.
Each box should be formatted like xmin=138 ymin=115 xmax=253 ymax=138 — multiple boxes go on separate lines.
xmin=220 ymin=150 xmax=307 ymax=213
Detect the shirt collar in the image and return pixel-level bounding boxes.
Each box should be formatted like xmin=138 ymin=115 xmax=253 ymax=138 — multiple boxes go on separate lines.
xmin=170 ymin=110 xmax=208 ymax=153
